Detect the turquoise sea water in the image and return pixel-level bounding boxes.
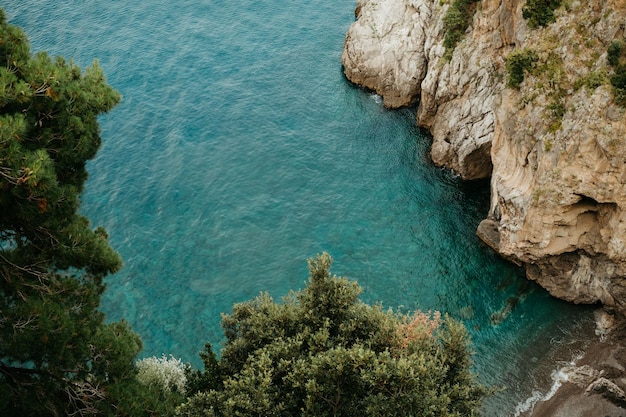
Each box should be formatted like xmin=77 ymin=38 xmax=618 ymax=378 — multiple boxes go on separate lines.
xmin=6 ymin=2 xmax=595 ymax=415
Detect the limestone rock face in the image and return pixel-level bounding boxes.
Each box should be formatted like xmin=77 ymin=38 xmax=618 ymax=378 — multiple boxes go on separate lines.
xmin=418 ymin=0 xmax=518 ymax=179
xmin=341 ymin=0 xmax=433 ymax=109
xmin=489 ymin=1 xmax=626 ymax=310
xmin=343 ymin=0 xmax=519 ymax=179
xmin=343 ymin=0 xmax=626 ymax=311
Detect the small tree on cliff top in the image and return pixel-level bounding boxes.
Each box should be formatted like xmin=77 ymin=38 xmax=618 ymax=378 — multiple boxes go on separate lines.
xmin=0 ymin=9 xmax=176 ymax=416
xmin=178 ymin=253 xmax=487 ymax=417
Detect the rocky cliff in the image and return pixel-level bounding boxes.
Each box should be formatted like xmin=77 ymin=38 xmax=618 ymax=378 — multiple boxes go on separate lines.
xmin=342 ymin=0 xmax=626 ymax=311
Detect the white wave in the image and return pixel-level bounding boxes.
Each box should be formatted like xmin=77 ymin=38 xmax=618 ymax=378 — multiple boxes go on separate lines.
xmin=513 ymin=390 xmax=546 ymax=417
xmin=370 ymin=93 xmax=382 ymax=104
xmin=512 ymin=354 xmax=582 ymax=416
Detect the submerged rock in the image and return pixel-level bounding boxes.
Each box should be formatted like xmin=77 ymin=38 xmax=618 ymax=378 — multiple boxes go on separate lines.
xmin=343 ymin=0 xmax=626 ymax=313
xmin=490 ymin=295 xmax=519 ymax=325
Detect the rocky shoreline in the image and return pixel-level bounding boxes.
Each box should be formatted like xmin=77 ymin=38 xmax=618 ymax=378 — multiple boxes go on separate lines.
xmin=523 ymin=310 xmax=626 ymax=417
xmin=342 ymin=0 xmax=626 ymax=313
xmin=341 ymin=1 xmax=626 ymax=415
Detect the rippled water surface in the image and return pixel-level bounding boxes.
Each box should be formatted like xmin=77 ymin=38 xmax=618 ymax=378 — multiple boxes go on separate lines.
xmin=5 ymin=2 xmax=595 ymax=414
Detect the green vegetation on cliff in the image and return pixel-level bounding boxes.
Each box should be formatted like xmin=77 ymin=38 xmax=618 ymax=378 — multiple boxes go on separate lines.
xmin=607 ymin=39 xmax=626 ymax=105
xmin=607 ymin=40 xmax=624 ymax=67
xmin=522 ymin=0 xmax=562 ymax=28
xmin=178 ymin=253 xmax=487 ymax=417
xmin=505 ymin=49 xmax=538 ymax=88
xmin=443 ymin=0 xmax=480 ymax=59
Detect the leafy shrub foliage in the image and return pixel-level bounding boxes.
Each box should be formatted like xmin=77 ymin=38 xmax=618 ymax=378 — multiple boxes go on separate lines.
xmin=506 ymin=49 xmax=538 ymax=88
xmin=522 ymin=0 xmax=562 ymax=28
xmin=607 ymin=40 xmax=624 ymax=67
xmin=585 ymin=71 xmax=607 ymax=91
xmin=443 ymin=0 xmax=480 ymax=58
xmin=185 ymin=343 xmax=223 ymax=396
xmin=607 ymin=39 xmax=626 ymax=105
xmin=177 ymin=253 xmax=487 ymax=417
xmin=610 ymin=67 xmax=626 ymax=105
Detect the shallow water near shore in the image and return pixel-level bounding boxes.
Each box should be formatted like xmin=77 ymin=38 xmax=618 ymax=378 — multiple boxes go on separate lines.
xmin=5 ymin=1 xmax=596 ymax=414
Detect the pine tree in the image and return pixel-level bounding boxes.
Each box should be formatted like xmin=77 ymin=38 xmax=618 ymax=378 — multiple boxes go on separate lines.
xmin=0 ymin=9 xmax=157 ymax=415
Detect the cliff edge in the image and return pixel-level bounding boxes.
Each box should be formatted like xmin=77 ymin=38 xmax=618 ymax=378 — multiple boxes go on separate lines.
xmin=342 ymin=0 xmax=626 ymax=312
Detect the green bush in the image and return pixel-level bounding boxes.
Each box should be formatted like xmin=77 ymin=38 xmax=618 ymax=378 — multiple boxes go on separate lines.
xmin=506 ymin=49 xmax=538 ymax=88
xmin=522 ymin=0 xmax=562 ymax=28
xmin=611 ymin=65 xmax=626 ymax=105
xmin=548 ymin=100 xmax=565 ymax=120
xmin=177 ymin=253 xmax=488 ymax=417
xmin=443 ymin=0 xmax=480 ymax=57
xmin=586 ymin=71 xmax=607 ymax=90
xmin=185 ymin=343 xmax=223 ymax=396
xmin=608 ymin=40 xmax=624 ymax=67
xmin=606 ymin=40 xmax=626 ymax=105
xmin=547 ymin=99 xmax=565 ymax=133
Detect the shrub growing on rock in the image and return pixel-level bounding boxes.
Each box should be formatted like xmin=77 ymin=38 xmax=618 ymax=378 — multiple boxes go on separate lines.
xmin=522 ymin=0 xmax=562 ymax=28
xmin=607 ymin=40 xmax=624 ymax=67
xmin=610 ymin=66 xmax=626 ymax=105
xmin=506 ymin=49 xmax=538 ymax=88
xmin=443 ymin=0 xmax=480 ymax=58
xmin=606 ymin=39 xmax=626 ymax=105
